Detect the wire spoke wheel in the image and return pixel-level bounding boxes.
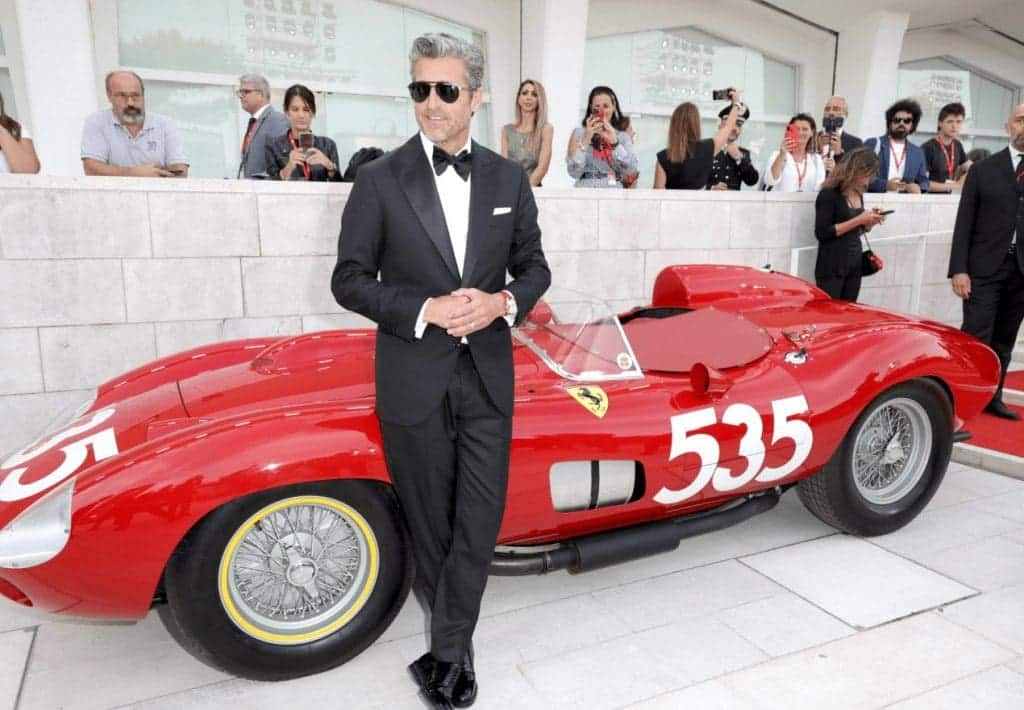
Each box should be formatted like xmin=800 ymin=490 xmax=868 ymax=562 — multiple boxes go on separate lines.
xmin=218 ymin=496 xmax=378 ymax=645
xmin=852 ymin=397 xmax=932 ymax=506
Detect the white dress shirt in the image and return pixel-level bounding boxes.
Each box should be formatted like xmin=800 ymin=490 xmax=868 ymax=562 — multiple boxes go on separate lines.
xmin=1011 ymin=144 xmax=1023 ymax=246
xmin=413 ymin=132 xmax=516 ymax=338
xmin=763 ymin=151 xmax=826 ymax=192
xmin=887 ymin=139 xmax=907 ymax=181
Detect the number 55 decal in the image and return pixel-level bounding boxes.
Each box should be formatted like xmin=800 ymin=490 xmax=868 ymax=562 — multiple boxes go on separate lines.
xmin=654 ymin=395 xmax=812 ymax=505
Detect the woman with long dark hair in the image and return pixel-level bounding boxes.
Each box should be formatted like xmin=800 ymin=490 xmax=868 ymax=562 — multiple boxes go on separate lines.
xmin=814 ymin=146 xmax=887 ymax=301
xmin=765 ymin=113 xmax=827 ymax=192
xmin=654 ymin=89 xmax=744 ymax=189
xmin=0 ymin=91 xmax=40 ymax=174
xmin=566 ymin=85 xmax=637 ymax=188
xmin=265 ymin=84 xmax=341 ymax=181
xmin=501 ymin=79 xmax=553 ymax=187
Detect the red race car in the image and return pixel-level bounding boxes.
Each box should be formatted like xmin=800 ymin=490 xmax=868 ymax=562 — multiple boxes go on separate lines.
xmin=0 ymin=265 xmax=999 ymax=680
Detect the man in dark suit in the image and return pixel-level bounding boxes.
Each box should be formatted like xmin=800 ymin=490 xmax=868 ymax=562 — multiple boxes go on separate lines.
xmin=817 ymin=95 xmax=862 ymax=165
xmin=332 ymin=33 xmax=550 ymax=708
xmin=236 ymin=74 xmax=290 ymax=178
xmin=864 ymin=99 xmax=930 ymax=193
xmin=948 ymin=102 xmax=1024 ymax=420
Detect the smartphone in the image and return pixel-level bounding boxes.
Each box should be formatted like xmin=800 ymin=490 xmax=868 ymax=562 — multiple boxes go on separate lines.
xmin=712 ymin=88 xmax=732 ymax=101
xmin=879 ymin=209 xmax=895 ymax=215
xmin=596 ymin=108 xmax=605 ymax=121
xmin=167 ymin=168 xmax=185 ymax=176
xmin=298 ymin=131 xmax=314 ymax=150
xmin=784 ymin=124 xmax=800 ymax=147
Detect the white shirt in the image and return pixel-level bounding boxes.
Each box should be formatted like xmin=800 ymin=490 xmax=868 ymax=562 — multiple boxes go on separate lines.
xmin=887 ymin=139 xmax=907 ymax=181
xmin=1011 ymin=144 xmax=1023 ymax=246
xmin=414 ymin=132 xmax=472 ymax=338
xmin=0 ymin=127 xmax=31 ymax=174
xmin=250 ymin=103 xmax=271 ymax=121
xmin=763 ymin=151 xmax=826 ymax=192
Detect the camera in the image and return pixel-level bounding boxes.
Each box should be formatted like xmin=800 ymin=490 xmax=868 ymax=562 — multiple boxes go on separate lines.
xmin=822 ymin=116 xmax=844 ymax=133
xmin=712 ymin=88 xmax=732 ymax=101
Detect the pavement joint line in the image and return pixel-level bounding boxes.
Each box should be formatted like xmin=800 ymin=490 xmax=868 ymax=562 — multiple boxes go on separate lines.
xmin=12 ymin=625 xmax=38 ymax=710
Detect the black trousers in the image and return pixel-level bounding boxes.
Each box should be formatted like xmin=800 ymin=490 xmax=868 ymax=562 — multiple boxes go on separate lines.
xmin=816 ymin=270 xmax=862 ymax=302
xmin=962 ymin=250 xmax=1024 ymax=402
xmin=379 ymin=347 xmax=511 ymax=663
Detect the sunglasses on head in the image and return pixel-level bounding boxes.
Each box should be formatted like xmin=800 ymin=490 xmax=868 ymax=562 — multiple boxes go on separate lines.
xmin=891 ymin=117 xmax=914 ymax=125
xmin=407 ymin=81 xmax=469 ymax=104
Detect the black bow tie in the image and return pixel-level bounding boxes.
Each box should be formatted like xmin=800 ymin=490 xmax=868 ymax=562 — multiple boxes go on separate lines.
xmin=432 ymin=146 xmax=472 ymax=181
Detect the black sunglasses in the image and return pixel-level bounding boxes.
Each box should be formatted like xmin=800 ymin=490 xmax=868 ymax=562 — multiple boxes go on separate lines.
xmin=891 ymin=117 xmax=914 ymax=125
xmin=407 ymin=81 xmax=469 ymax=104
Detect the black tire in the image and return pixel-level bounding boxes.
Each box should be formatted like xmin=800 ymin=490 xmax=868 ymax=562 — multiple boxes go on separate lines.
xmin=797 ymin=379 xmax=953 ymax=536
xmin=160 ymin=479 xmax=412 ymax=680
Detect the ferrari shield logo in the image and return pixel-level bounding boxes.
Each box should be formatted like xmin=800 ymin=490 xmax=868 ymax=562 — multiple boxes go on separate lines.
xmin=567 ymin=385 xmax=608 ymax=418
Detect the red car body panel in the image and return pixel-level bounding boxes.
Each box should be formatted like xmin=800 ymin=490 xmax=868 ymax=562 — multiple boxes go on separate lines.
xmin=0 ymin=266 xmax=1000 ymax=621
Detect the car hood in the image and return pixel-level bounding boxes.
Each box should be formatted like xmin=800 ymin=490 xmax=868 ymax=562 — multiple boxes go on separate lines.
xmin=179 ymin=330 xmax=377 ymax=419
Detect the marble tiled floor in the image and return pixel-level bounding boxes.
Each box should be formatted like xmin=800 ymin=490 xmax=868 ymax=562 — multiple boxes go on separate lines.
xmin=2 ymin=462 xmax=1024 ymax=710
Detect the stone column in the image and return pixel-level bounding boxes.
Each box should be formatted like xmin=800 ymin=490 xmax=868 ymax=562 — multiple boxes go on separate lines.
xmin=14 ymin=0 xmax=98 ymax=175
xmin=833 ymin=11 xmax=910 ymax=141
xmin=521 ymin=0 xmax=589 ymax=188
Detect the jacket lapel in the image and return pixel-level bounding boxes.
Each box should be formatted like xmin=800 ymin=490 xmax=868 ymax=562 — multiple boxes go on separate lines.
xmin=394 ymin=136 xmax=460 ymax=281
xmin=462 ymin=142 xmax=497 ymax=287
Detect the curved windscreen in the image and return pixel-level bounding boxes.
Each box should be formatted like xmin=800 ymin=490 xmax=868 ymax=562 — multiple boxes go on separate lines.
xmin=513 ymin=287 xmax=643 ymax=382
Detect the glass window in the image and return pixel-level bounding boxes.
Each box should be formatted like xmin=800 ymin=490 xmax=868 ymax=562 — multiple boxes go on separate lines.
xmin=582 ymin=26 xmax=798 ymax=189
xmin=115 ymin=0 xmax=490 ymax=178
xmin=899 ymin=57 xmax=1018 ymax=151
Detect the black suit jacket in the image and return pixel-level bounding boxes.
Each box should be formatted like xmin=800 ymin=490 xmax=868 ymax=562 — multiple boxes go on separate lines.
xmin=331 ymin=135 xmax=551 ymax=425
xmin=819 ymin=131 xmax=862 ymax=163
xmin=265 ymin=132 xmax=342 ymax=181
xmin=948 ymin=148 xmax=1020 ymax=279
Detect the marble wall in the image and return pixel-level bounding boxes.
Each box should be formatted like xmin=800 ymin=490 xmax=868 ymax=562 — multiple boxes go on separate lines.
xmin=0 ymin=175 xmax=973 ymax=455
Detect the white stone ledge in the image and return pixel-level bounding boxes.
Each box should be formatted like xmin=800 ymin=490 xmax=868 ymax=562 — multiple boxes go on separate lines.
xmin=0 ymin=176 xmax=1002 ymax=457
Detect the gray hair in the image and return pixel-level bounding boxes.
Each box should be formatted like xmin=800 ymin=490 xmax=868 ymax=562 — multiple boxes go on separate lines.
xmin=105 ymin=70 xmax=145 ymax=95
xmin=409 ymin=33 xmax=485 ymax=91
xmin=239 ymin=74 xmax=271 ymax=97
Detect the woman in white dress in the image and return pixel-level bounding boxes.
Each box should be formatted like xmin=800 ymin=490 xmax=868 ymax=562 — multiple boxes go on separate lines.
xmin=0 ymin=90 xmax=40 ymax=174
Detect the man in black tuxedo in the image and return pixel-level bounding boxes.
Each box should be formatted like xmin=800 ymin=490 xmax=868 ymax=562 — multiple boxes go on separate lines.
xmin=332 ymin=33 xmax=550 ymax=708
xmin=817 ymin=95 xmax=862 ymax=165
xmin=948 ymin=102 xmax=1024 ymax=420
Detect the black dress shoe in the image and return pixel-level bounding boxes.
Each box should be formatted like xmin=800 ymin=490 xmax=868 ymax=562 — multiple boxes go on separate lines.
xmin=984 ymin=400 xmax=1022 ymax=421
xmin=452 ymin=648 xmax=477 ymax=708
xmin=408 ymin=652 xmax=436 ymax=690
xmin=420 ymin=661 xmax=461 ymax=710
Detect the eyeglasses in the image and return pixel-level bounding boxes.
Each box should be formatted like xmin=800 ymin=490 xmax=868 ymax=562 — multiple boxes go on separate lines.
xmin=407 ymin=81 xmax=469 ymax=104
xmin=236 ymin=89 xmax=262 ymax=98
xmin=891 ymin=117 xmax=914 ymax=125
xmin=111 ymin=92 xmax=142 ymax=101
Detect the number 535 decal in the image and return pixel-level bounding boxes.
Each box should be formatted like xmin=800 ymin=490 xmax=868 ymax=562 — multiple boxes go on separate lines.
xmin=654 ymin=395 xmax=813 ymax=505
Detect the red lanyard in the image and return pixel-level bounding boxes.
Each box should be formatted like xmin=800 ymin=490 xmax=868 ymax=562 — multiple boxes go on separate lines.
xmin=889 ymin=139 xmax=906 ymax=174
xmin=288 ymin=132 xmax=311 ymax=180
xmin=793 ymin=153 xmax=809 ymax=190
xmin=936 ymin=136 xmax=956 ymax=178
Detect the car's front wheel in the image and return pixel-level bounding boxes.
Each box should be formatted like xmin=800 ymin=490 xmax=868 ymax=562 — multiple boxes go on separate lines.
xmin=160 ymin=479 xmax=412 ymax=680
xmin=797 ymin=379 xmax=953 ymax=536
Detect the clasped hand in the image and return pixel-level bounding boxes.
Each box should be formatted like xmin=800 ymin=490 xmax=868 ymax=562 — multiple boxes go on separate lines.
xmin=583 ymin=115 xmax=618 ymax=147
xmin=287 ymin=147 xmax=334 ymax=172
xmin=424 ymin=289 xmax=506 ymax=338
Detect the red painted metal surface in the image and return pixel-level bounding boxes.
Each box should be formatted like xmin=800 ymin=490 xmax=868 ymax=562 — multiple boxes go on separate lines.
xmin=0 ymin=266 xmax=1001 ymax=620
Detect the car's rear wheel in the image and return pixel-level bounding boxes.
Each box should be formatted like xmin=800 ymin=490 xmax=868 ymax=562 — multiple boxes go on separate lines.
xmin=160 ymin=479 xmax=412 ymax=680
xmin=797 ymin=379 xmax=952 ymax=536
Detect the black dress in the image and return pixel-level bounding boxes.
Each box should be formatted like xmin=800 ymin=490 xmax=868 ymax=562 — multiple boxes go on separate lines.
xmin=656 ymin=138 xmax=715 ymax=189
xmin=814 ymin=186 xmax=865 ymax=301
xmin=265 ymin=132 xmax=343 ymax=181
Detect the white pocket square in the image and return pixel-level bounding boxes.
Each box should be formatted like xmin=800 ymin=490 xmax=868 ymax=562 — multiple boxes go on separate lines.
xmin=492 ymin=206 xmax=511 ymax=215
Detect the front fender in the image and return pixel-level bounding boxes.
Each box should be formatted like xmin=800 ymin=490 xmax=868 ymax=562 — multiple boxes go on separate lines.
xmin=9 ymin=403 xmax=391 ymax=619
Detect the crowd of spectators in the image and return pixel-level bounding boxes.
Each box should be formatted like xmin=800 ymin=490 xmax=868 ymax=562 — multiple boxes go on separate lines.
xmin=0 ymin=69 xmax=985 ymax=194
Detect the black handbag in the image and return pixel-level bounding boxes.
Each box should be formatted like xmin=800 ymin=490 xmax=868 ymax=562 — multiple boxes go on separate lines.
xmin=861 ymin=234 xmax=883 ymax=276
